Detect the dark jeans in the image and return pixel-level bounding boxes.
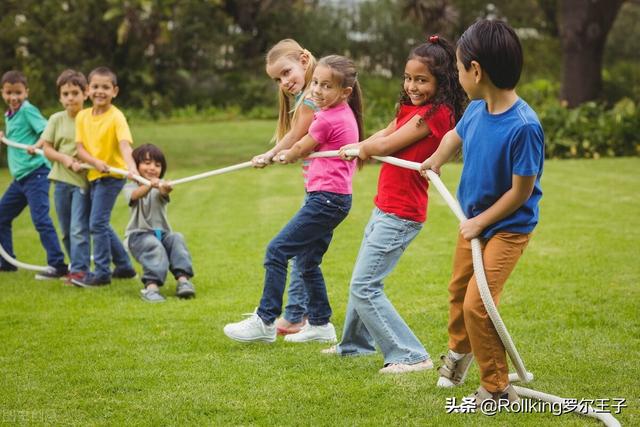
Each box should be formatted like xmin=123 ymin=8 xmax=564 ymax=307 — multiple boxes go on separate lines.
xmin=257 ymin=191 xmax=352 ymax=326
xmin=128 ymin=231 xmax=194 ymax=286
xmin=0 ymin=166 xmax=66 ymax=270
xmin=89 ymin=177 xmax=133 ymax=278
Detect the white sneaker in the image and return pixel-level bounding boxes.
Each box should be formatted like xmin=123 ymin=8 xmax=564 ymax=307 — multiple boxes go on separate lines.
xmin=223 ymin=313 xmax=276 ymax=343
xmin=379 ymin=359 xmax=433 ymax=374
xmin=284 ymin=322 xmax=337 ymax=343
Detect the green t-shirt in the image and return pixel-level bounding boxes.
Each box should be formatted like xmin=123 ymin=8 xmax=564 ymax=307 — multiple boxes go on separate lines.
xmin=41 ymin=110 xmax=88 ymax=189
xmin=5 ymin=100 xmax=50 ymax=180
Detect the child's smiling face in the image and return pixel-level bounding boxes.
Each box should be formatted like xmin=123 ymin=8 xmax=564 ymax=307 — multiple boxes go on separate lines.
xmin=59 ymin=83 xmax=86 ymax=116
xmin=2 ymin=82 xmax=28 ymax=113
xmin=87 ymin=74 xmax=118 ymax=110
xmin=403 ymin=59 xmax=437 ymax=106
xmin=310 ymin=64 xmax=352 ymax=110
xmin=137 ymin=155 xmax=163 ymax=180
xmin=266 ymin=56 xmax=308 ymax=96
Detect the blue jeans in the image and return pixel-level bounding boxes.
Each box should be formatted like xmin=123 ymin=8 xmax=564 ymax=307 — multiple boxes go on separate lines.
xmin=53 ymin=181 xmax=90 ymax=273
xmin=283 ymin=193 xmax=310 ymax=324
xmin=337 ymin=208 xmax=429 ymax=365
xmin=128 ymin=231 xmax=194 ymax=286
xmin=257 ymin=191 xmax=352 ymax=326
xmin=89 ymin=177 xmax=133 ymax=279
xmin=0 ymin=166 xmax=66 ymax=270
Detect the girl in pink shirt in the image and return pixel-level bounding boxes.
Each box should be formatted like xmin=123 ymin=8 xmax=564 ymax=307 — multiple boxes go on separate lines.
xmin=224 ymin=55 xmax=363 ymax=344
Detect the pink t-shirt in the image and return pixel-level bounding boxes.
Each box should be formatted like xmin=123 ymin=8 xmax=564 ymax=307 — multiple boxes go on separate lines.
xmin=306 ymin=103 xmax=358 ymax=194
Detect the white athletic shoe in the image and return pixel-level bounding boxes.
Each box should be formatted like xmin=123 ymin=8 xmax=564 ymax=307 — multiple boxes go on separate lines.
xmin=284 ymin=322 xmax=337 ymax=343
xmin=223 ymin=313 xmax=276 ymax=343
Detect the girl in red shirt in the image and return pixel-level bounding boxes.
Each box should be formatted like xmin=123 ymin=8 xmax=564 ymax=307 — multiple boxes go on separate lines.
xmin=329 ymin=36 xmax=466 ymax=374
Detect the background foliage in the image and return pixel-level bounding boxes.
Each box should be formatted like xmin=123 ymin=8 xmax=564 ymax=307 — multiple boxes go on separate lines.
xmin=0 ymin=0 xmax=638 ymax=162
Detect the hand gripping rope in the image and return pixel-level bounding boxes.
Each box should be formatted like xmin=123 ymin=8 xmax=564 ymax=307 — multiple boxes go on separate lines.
xmin=0 ymin=136 xmax=150 ymax=272
xmin=0 ymin=138 xmax=623 ymax=425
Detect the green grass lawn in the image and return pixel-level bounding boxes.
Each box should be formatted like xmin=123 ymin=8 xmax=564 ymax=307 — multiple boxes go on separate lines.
xmin=0 ymin=120 xmax=638 ymax=426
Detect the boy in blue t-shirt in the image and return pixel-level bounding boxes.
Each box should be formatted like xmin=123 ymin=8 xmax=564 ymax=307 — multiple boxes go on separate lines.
xmin=420 ymin=20 xmax=544 ymax=405
xmin=0 ymin=70 xmax=67 ymax=278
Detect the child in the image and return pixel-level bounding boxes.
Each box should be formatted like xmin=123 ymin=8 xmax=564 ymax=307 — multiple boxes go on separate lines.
xmin=123 ymin=144 xmax=195 ymax=303
xmin=40 ymin=69 xmax=91 ymax=284
xmin=251 ymin=39 xmax=319 ymax=335
xmin=0 ymin=70 xmax=68 ymax=279
xmin=329 ymin=36 xmax=467 ymax=374
xmin=420 ymin=20 xmax=544 ymax=403
xmin=72 ymin=67 xmax=138 ymax=287
xmin=224 ymin=55 xmax=363 ymax=343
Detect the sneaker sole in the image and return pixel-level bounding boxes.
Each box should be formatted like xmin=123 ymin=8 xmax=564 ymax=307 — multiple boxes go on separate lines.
xmin=71 ymin=279 xmax=110 ymax=288
xmin=284 ymin=336 xmax=337 ymax=343
xmin=223 ymin=330 xmax=276 ymax=343
xmin=176 ymin=290 xmax=196 ymax=299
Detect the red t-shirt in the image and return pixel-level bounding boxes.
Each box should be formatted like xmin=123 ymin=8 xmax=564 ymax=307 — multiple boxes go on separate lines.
xmin=374 ymin=103 xmax=454 ymax=222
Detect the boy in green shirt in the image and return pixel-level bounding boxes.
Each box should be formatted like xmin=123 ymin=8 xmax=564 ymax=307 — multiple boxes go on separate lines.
xmin=41 ymin=70 xmax=91 ymax=284
xmin=0 ymin=70 xmax=67 ymax=278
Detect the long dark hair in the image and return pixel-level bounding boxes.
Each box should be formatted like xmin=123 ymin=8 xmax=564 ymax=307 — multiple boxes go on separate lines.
xmin=399 ymin=35 xmax=467 ymax=125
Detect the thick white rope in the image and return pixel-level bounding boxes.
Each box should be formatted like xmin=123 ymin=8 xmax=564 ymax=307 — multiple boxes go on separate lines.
xmin=0 ymin=137 xmax=149 ymax=271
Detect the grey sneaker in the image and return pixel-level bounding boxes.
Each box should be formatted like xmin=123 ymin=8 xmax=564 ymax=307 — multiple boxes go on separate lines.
xmin=140 ymin=288 xmax=166 ymax=303
xmin=379 ymin=359 xmax=433 ymax=374
xmin=176 ymin=280 xmax=196 ymax=299
xmin=469 ymin=384 xmax=519 ymax=407
xmin=437 ymin=350 xmax=474 ymax=387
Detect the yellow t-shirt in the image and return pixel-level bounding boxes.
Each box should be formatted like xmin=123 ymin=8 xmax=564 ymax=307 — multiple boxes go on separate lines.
xmin=75 ymin=105 xmax=133 ymax=181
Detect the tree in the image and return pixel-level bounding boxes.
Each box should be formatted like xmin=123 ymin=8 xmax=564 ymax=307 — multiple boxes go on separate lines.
xmin=558 ymin=0 xmax=625 ymax=106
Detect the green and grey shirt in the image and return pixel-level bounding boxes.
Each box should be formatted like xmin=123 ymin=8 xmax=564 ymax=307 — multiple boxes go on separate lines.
xmin=41 ymin=110 xmax=88 ymax=189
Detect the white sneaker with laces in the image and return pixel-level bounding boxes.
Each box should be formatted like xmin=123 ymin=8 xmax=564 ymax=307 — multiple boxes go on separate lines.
xmin=284 ymin=322 xmax=337 ymax=343
xmin=223 ymin=313 xmax=276 ymax=343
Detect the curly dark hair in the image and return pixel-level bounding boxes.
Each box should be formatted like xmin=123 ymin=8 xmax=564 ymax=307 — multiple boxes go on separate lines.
xmin=398 ymin=35 xmax=467 ymax=126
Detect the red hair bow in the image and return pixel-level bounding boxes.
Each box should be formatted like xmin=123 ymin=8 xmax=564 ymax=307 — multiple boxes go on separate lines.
xmin=429 ymin=35 xmax=439 ymax=43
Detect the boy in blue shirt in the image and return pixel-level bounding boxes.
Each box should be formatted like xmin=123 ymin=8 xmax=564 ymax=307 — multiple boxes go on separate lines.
xmin=420 ymin=20 xmax=544 ymax=405
xmin=0 ymin=70 xmax=67 ymax=278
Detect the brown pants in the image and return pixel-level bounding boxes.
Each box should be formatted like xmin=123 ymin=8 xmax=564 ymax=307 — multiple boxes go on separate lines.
xmin=447 ymin=231 xmax=530 ymax=393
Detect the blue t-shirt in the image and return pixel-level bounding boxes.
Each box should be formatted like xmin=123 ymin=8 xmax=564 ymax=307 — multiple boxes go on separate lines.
xmin=5 ymin=100 xmax=50 ymax=180
xmin=456 ymin=98 xmax=544 ymax=238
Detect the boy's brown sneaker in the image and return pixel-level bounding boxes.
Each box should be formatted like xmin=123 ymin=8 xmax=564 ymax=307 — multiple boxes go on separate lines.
xmin=437 ymin=350 xmax=474 ymax=387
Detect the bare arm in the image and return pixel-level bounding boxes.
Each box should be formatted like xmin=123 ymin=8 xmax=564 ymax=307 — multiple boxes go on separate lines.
xmin=119 ymin=140 xmax=139 ymax=177
xmin=277 ymin=134 xmax=319 ymax=163
xmin=253 ymin=104 xmax=315 ymax=167
xmin=42 ymin=140 xmax=75 ymax=168
xmin=459 ymin=175 xmax=537 ymax=240
xmin=76 ymin=142 xmax=109 ymax=172
xmin=419 ymin=128 xmax=462 ymax=176
xmin=360 ymin=115 xmax=429 ymax=159
xmin=338 ymin=118 xmax=396 ymax=159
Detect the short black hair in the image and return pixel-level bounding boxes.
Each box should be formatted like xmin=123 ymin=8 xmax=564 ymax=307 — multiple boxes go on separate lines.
xmin=457 ymin=19 xmax=523 ymax=89
xmin=1 ymin=70 xmax=28 ymax=87
xmin=132 ymin=144 xmax=167 ymax=178
xmin=88 ymin=66 xmax=117 ymax=86
xmin=56 ymin=69 xmax=88 ymax=93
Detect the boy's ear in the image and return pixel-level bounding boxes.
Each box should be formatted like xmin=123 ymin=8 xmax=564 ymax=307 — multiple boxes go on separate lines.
xmin=113 ymin=85 xmax=119 ymax=98
xmin=470 ymin=60 xmax=482 ymax=84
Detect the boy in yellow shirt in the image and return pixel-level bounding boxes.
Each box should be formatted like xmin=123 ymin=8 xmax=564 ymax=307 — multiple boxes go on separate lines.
xmin=72 ymin=67 xmax=138 ymax=287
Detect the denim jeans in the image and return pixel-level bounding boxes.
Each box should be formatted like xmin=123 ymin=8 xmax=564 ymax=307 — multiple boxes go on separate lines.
xmin=128 ymin=231 xmax=194 ymax=286
xmin=283 ymin=193 xmax=310 ymax=324
xmin=53 ymin=181 xmax=90 ymax=273
xmin=0 ymin=166 xmax=66 ymax=270
xmin=337 ymin=208 xmax=429 ymax=365
xmin=89 ymin=177 xmax=133 ymax=279
xmin=257 ymin=191 xmax=352 ymax=326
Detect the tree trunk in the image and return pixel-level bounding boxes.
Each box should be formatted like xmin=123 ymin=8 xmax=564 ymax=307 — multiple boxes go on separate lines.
xmin=559 ymin=0 xmax=624 ymax=107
